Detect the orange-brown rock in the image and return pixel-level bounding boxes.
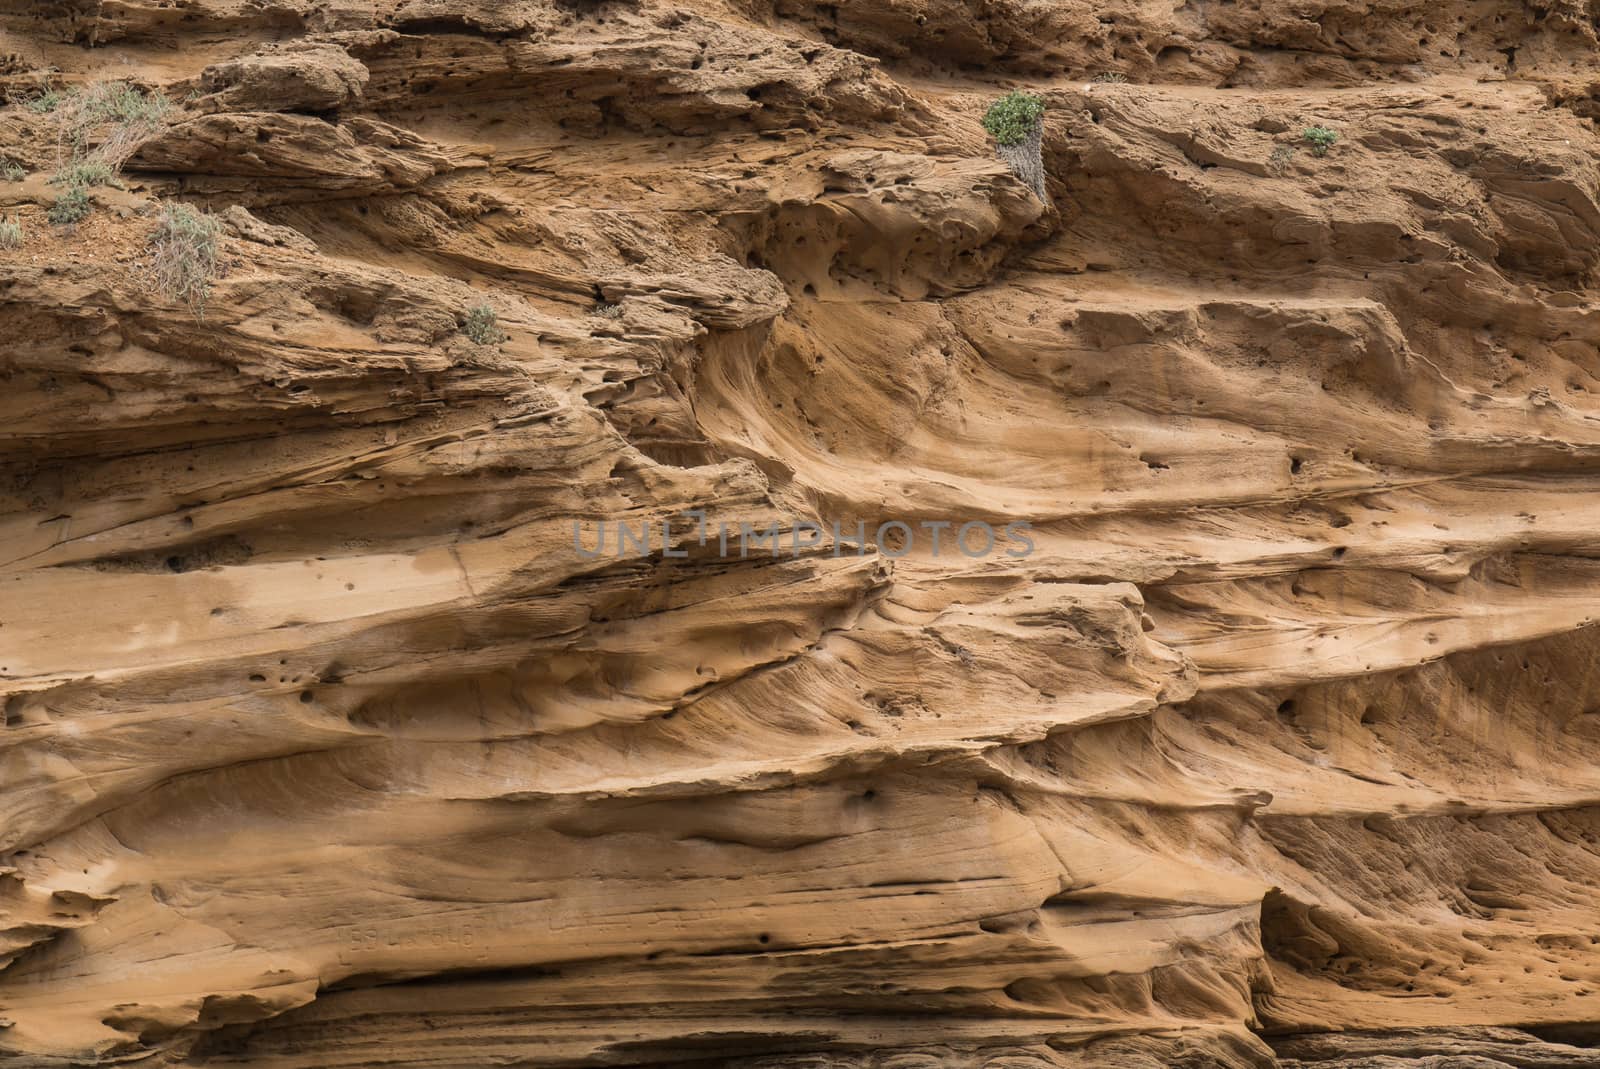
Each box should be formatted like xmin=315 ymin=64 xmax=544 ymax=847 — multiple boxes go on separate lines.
xmin=5 ymin=2 xmax=1600 ymax=1068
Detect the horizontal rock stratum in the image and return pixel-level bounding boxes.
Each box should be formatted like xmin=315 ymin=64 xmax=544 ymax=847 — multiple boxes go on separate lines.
xmin=4 ymin=2 xmax=1600 ymax=1067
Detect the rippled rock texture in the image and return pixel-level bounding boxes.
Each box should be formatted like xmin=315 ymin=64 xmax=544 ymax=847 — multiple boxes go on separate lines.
xmin=5 ymin=1 xmax=1600 ymax=1066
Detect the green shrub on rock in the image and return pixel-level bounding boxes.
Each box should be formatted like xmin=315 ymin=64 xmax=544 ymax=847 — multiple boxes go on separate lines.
xmin=981 ymin=91 xmax=1047 ymax=200
xmin=48 ymin=185 xmax=91 ymax=225
xmin=1302 ymin=125 xmax=1339 ymax=157
xmin=981 ymin=90 xmax=1045 ymax=146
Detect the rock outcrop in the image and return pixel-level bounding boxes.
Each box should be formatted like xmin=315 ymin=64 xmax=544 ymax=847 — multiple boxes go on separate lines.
xmin=4 ymin=2 xmax=1600 ymax=1067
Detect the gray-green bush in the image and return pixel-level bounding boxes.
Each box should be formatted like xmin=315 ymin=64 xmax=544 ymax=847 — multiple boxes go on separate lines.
xmin=50 ymin=160 xmax=119 ymax=188
xmin=463 ymin=303 xmax=506 ymax=345
xmin=17 ymin=86 xmax=63 ymax=114
xmin=48 ymin=185 xmax=90 ymax=225
xmin=145 ymin=203 xmax=222 ymax=315
xmin=49 ymin=82 xmax=172 ymax=176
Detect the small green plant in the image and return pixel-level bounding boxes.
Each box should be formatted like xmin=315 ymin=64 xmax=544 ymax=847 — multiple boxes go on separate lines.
xmin=50 ymin=160 xmax=119 ymax=188
xmin=462 ymin=302 xmax=506 ymax=345
xmin=1091 ymin=71 xmax=1128 ymax=84
xmin=1268 ymin=144 xmax=1297 ymax=173
xmin=1302 ymin=125 xmax=1339 ymax=157
xmin=2 ymin=162 xmax=24 ymax=182
xmin=982 ymin=90 xmax=1046 ymax=146
xmin=0 ymin=218 xmax=22 ymax=249
xmin=144 ymin=203 xmax=222 ymax=315
xmin=48 ymin=185 xmax=91 ymax=225
xmin=20 ymin=87 xmax=64 ymax=114
xmin=593 ymin=301 xmax=622 ymax=319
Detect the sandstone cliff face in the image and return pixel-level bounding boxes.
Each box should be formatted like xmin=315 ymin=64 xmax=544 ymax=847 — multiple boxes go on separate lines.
xmin=5 ymin=2 xmax=1600 ymax=1067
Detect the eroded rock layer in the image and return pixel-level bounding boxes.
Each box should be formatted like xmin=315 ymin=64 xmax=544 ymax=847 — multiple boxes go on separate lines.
xmin=4 ymin=1 xmax=1600 ymax=1066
